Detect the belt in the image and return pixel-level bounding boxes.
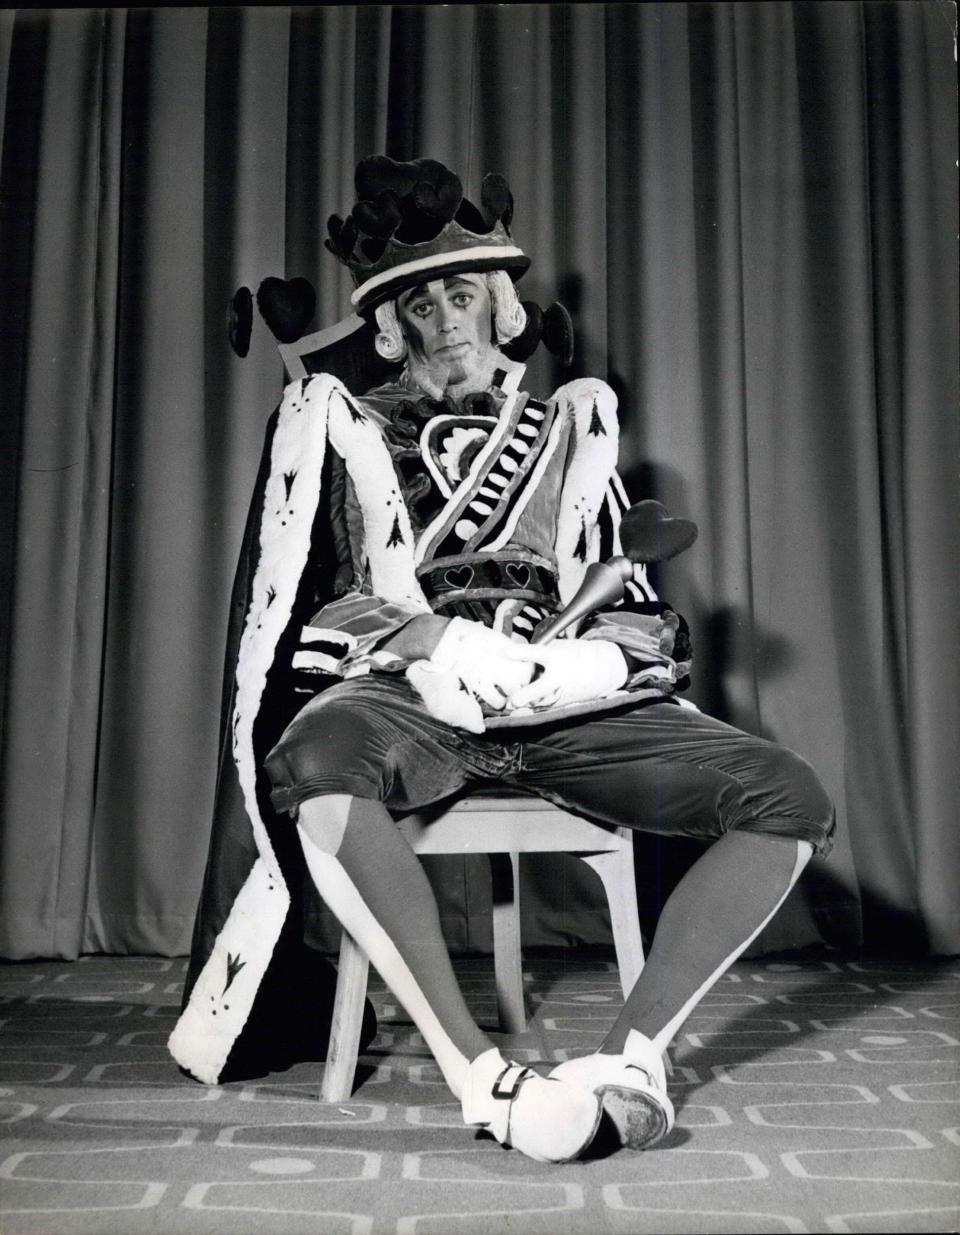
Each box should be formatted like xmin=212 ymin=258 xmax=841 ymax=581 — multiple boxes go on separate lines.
xmin=417 ymin=553 xmax=560 ymax=610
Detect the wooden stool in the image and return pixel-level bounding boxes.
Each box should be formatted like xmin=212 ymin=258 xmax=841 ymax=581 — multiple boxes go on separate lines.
xmin=320 ymin=795 xmax=645 ymax=1102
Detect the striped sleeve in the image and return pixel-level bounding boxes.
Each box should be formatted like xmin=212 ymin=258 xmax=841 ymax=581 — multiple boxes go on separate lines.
xmin=579 ymin=604 xmax=692 ymax=689
xmin=579 ymin=610 xmax=674 ymax=664
xmin=299 ymin=593 xmax=426 ymax=677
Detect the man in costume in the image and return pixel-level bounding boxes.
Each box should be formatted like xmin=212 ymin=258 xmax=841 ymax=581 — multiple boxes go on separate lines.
xmin=169 ymin=157 xmax=834 ymax=1164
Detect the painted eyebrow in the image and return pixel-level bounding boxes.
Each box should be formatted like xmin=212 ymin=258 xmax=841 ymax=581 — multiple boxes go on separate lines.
xmin=400 ymin=276 xmax=477 ymax=309
xmin=399 ymin=285 xmax=430 ymax=307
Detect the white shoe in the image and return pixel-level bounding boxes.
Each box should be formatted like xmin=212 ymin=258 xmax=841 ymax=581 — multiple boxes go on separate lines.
xmin=461 ymin=1047 xmax=603 ymax=1163
xmin=549 ymin=1029 xmax=675 ymax=1150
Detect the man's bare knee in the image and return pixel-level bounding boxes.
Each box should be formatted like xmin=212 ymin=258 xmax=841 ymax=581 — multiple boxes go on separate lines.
xmin=297 ymin=794 xmax=353 ymax=855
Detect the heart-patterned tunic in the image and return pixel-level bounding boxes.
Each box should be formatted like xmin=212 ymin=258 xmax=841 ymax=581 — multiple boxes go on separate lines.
xmin=296 ymin=367 xmax=671 ymax=679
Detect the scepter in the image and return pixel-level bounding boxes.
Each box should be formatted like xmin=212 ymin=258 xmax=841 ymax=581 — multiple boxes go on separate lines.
xmin=531 ymin=500 xmax=698 ymax=645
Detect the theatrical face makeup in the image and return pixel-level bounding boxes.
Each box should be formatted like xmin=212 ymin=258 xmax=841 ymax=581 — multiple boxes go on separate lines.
xmin=397 ymin=274 xmax=496 ymax=394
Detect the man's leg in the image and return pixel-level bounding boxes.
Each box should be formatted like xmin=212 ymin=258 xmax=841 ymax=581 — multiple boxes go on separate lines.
xmin=296 ymin=792 xmax=491 ymax=1093
xmin=600 ymin=830 xmax=813 ymax=1055
xmin=517 ymin=701 xmax=835 ymax=1146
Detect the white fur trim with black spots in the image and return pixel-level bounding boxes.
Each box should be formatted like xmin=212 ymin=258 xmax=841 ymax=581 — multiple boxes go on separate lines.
xmin=169 ymin=372 xmax=429 ymax=1084
xmin=170 ymin=374 xmax=330 ymax=1082
xmin=553 ymin=379 xmax=620 ymax=606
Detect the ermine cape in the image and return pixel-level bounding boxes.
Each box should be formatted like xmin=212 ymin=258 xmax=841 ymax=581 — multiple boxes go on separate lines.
xmin=169 ymin=368 xmax=681 ymax=1084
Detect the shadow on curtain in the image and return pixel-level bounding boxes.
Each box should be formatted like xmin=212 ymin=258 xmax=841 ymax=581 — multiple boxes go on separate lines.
xmin=1 ymin=3 xmax=957 ymax=960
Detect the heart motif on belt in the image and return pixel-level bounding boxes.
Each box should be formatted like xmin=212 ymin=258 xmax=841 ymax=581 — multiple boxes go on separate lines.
xmin=444 ymin=565 xmax=475 ymax=590
xmin=506 ymin=563 xmax=531 ymax=588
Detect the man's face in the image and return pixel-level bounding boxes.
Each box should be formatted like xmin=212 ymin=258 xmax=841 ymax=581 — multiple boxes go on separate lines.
xmin=397 ymin=274 xmax=494 ymax=391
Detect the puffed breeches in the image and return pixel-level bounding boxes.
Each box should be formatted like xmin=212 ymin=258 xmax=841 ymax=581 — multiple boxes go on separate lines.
xmin=265 ymin=677 xmax=835 ymax=856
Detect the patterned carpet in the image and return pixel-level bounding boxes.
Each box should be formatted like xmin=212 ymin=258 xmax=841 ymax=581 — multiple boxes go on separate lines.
xmin=0 ymin=951 xmax=958 ymax=1235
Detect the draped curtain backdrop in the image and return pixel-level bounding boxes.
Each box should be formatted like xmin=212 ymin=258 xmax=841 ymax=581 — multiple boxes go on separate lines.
xmin=1 ymin=3 xmax=957 ymax=961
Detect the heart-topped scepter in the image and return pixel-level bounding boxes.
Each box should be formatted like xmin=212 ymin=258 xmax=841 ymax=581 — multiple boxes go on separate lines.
xmin=531 ymin=500 xmax=698 ymax=644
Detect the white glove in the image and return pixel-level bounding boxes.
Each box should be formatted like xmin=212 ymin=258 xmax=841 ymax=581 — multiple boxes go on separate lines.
xmin=407 ymin=660 xmax=486 ymax=733
xmin=406 ymin=618 xmax=535 ymax=734
xmin=505 ymin=639 xmax=629 ymax=711
xmin=429 ymin=617 xmax=533 ymax=710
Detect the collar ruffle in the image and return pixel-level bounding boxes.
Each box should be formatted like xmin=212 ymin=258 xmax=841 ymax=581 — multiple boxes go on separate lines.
xmin=386 ymin=390 xmax=500 ymax=441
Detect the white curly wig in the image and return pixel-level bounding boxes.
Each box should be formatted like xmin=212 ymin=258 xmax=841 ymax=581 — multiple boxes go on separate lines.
xmin=374 ymin=270 xmax=527 ymax=363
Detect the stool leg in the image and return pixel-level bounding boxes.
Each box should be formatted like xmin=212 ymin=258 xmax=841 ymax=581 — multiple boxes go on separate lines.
xmin=489 ymin=852 xmax=526 ymax=1034
xmin=581 ymin=848 xmax=645 ymax=996
xmin=320 ymin=930 xmax=370 ymax=1102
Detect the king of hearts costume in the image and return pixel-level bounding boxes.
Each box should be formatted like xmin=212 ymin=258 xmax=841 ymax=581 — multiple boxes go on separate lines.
xmin=168 ymin=159 xmax=693 ymax=1086
xmin=169 ymin=157 xmax=844 ymax=1168
xmin=169 ymin=157 xmax=835 ymax=1166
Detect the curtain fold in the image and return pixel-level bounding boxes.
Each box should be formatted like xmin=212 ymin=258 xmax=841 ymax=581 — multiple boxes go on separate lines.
xmin=1 ymin=8 xmax=127 ymax=955
xmin=1 ymin=3 xmax=956 ymax=960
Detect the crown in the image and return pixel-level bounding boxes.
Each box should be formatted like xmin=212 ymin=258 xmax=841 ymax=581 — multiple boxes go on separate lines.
xmin=326 ymin=156 xmax=530 ymax=315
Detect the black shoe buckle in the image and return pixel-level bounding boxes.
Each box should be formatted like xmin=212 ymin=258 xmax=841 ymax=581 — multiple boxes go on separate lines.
xmin=492 ymin=1062 xmax=532 ymax=1101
